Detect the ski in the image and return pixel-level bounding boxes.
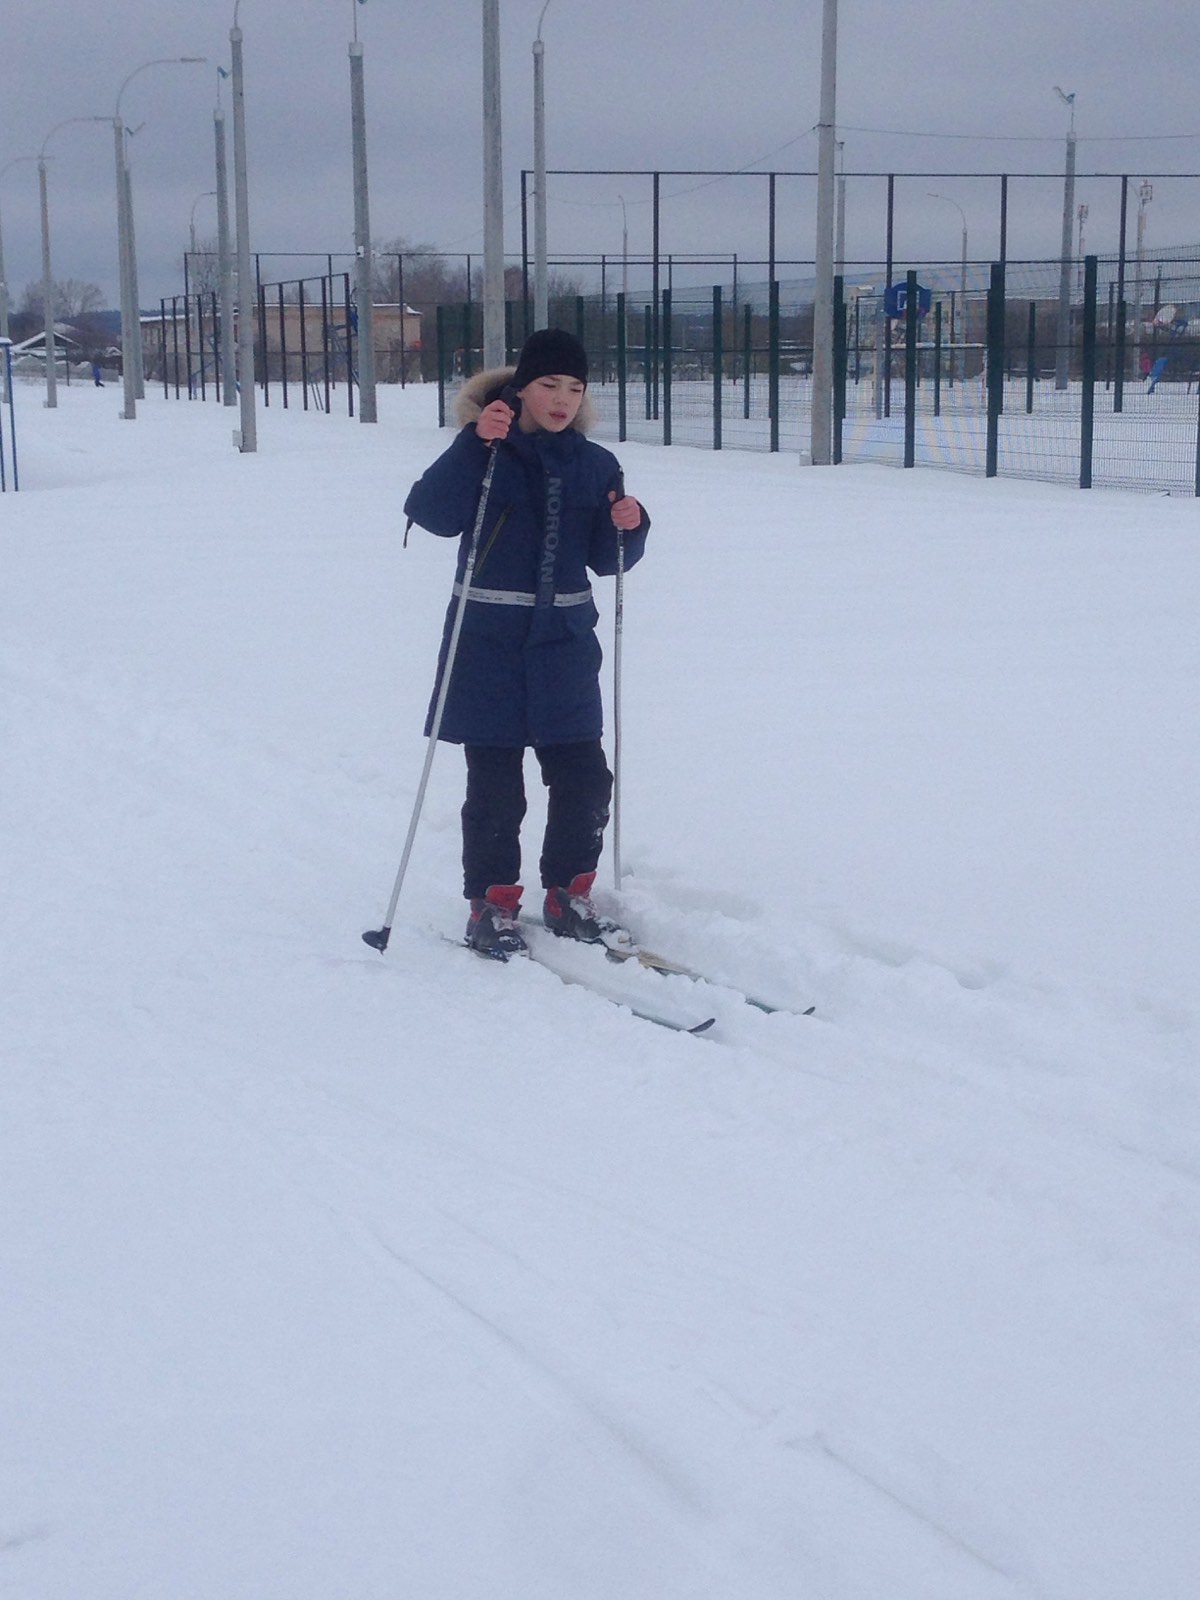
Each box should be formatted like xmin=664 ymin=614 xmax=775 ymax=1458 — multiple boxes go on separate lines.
xmin=527 ymin=934 xmax=717 ymax=1034
xmin=443 ymin=933 xmax=715 ymax=1035
xmin=603 ymin=944 xmax=816 ymax=1018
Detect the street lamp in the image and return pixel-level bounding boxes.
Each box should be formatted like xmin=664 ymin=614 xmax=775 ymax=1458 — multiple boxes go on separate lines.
xmin=212 ymin=89 xmax=237 ymax=411
xmin=928 ymin=192 xmax=968 ymax=385
xmin=230 ymin=3 xmax=257 ymax=451
xmin=189 ymin=189 xmax=217 ymax=257
xmin=532 ymin=0 xmax=553 ymax=330
xmin=0 ymin=157 xmax=39 ymax=404
xmin=348 ymin=0 xmax=377 ymax=422
xmin=810 ymin=0 xmax=838 ymax=466
xmin=1053 ymin=85 xmax=1076 ymax=392
xmin=113 ymin=55 xmax=206 ymax=420
xmin=482 ymin=0 xmax=504 ymax=368
xmin=39 ymin=117 xmax=109 ymax=409
xmin=0 ymin=156 xmax=39 ymax=348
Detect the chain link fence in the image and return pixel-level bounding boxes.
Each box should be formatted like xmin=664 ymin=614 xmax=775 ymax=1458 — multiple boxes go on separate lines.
xmin=432 ymin=252 xmax=1200 ymax=496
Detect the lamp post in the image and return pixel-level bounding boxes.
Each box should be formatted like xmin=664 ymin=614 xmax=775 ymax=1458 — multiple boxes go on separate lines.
xmin=189 ymin=189 xmax=217 ymax=258
xmin=532 ymin=0 xmax=553 ymax=330
xmin=349 ymin=0 xmax=376 ymax=422
xmin=38 ymin=153 xmax=56 ymax=408
xmin=928 ymin=192 xmax=967 ymax=383
xmin=113 ymin=56 xmax=206 ymax=420
xmin=809 ymin=0 xmax=838 ymax=465
xmin=0 ymin=156 xmax=38 ymax=349
xmin=1 ymin=156 xmax=39 ymax=403
xmin=482 ymin=0 xmax=505 ymax=368
xmin=1053 ymin=86 xmax=1076 ymax=392
xmin=39 ymin=117 xmax=109 ymax=409
xmin=230 ymin=3 xmax=256 ymax=451
xmin=213 ymin=97 xmax=237 ymax=409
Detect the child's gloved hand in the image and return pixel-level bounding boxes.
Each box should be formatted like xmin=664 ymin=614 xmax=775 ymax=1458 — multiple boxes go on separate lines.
xmin=476 ymin=399 xmax=515 ymax=442
xmin=608 ymin=491 xmax=642 ymax=531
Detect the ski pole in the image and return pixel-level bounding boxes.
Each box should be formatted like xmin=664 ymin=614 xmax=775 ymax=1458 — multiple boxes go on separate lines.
xmin=363 ymin=399 xmax=514 ymax=953
xmin=610 ymin=471 xmax=625 ymax=889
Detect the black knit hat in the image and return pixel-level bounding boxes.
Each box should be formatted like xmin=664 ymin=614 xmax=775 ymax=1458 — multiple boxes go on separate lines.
xmin=511 ymin=327 xmax=588 ymax=390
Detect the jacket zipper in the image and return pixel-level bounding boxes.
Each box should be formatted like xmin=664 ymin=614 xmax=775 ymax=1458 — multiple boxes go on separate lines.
xmin=474 ymin=506 xmax=511 ymax=579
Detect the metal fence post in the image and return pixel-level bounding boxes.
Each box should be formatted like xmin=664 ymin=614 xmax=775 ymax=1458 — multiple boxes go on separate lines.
xmin=985 ymin=261 xmax=1006 ymax=478
xmin=258 ymin=281 xmax=269 ymax=407
xmin=1114 ymin=175 xmax=1128 ymax=413
xmin=1080 ymin=254 xmax=1098 ymax=489
xmin=833 ymin=275 xmax=846 ymax=464
xmin=643 ymin=304 xmax=652 ymax=421
xmin=321 ymin=274 xmax=332 ymax=413
xmin=712 ymin=285 xmax=723 ymax=450
xmin=298 ymin=280 xmax=309 ymax=408
xmin=743 ymin=302 xmax=752 ymax=420
xmin=651 ymin=170 xmax=660 ymax=420
xmin=0 ymin=340 xmax=13 ymax=491
xmin=436 ymin=304 xmax=447 ymax=427
xmin=933 ymin=300 xmax=943 ymax=418
xmin=662 ymin=287 xmax=672 ymax=446
xmin=198 ymin=294 xmax=208 ymax=400
xmin=883 ymin=174 xmax=894 ymax=417
xmin=1026 ymin=301 xmax=1036 ymax=414
xmin=343 ymin=273 xmax=355 ymax=417
xmin=171 ymin=300 xmax=182 ymax=399
xmin=616 ymin=292 xmax=627 ymax=441
xmin=210 ymin=291 xmax=220 ymax=400
xmin=768 ymin=278 xmax=780 ymax=452
xmin=184 ymin=293 xmax=195 ymax=398
xmin=904 ymin=269 xmax=918 ymax=467
xmin=278 ymin=283 xmax=289 ymax=409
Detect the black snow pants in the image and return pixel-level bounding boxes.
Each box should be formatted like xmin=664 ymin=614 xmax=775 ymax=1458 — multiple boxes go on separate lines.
xmin=461 ymin=741 xmax=613 ymax=900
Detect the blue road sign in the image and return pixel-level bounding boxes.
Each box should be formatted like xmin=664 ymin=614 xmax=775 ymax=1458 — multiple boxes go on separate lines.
xmin=884 ymin=282 xmax=932 ymax=318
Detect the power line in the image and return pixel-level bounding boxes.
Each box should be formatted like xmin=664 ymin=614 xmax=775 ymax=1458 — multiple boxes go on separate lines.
xmin=839 ymin=122 xmax=1200 ymax=145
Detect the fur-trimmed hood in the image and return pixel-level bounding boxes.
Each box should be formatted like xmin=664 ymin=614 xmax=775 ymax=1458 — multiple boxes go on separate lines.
xmin=452 ymin=365 xmax=597 ymax=434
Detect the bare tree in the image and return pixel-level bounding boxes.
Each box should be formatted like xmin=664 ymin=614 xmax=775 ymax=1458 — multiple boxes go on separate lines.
xmin=185 ymin=237 xmax=222 ymax=299
xmin=21 ymin=278 xmax=104 ymax=320
xmin=373 ymin=235 xmax=470 ymax=311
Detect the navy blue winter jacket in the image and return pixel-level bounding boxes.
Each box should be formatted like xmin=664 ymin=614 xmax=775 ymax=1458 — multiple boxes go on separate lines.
xmin=404 ymin=368 xmax=649 ymax=747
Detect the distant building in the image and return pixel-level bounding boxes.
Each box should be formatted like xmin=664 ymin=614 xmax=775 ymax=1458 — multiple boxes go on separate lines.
xmin=142 ymin=301 xmax=422 ymax=389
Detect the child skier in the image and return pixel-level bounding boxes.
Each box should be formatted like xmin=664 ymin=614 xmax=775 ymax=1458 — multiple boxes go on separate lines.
xmin=403 ymin=328 xmax=650 ymax=960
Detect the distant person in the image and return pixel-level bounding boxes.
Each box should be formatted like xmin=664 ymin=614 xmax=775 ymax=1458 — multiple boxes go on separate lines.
xmin=403 ymin=328 xmax=650 ymax=959
xmin=91 ymin=354 xmax=104 ymax=387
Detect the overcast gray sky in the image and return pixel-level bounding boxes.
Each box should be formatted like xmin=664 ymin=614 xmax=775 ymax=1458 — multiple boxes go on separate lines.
xmin=2 ymin=0 xmax=1197 ymax=313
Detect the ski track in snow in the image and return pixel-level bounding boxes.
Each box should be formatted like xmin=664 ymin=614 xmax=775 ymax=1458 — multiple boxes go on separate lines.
xmin=2 ymin=384 xmax=1199 ymax=1599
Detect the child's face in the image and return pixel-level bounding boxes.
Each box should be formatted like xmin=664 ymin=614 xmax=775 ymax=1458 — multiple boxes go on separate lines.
xmin=517 ymin=374 xmax=585 ymax=433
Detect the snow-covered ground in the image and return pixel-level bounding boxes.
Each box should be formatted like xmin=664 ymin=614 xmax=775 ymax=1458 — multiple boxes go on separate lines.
xmin=2 ymin=379 xmax=1197 ymax=1599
